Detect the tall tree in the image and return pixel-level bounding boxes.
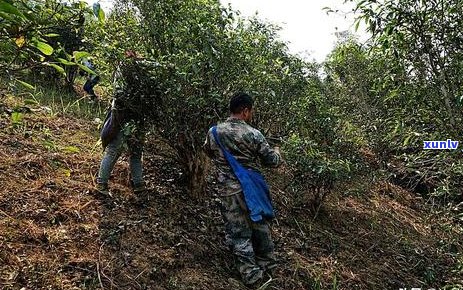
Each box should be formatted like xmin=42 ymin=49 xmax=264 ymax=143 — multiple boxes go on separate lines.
xmin=348 ymin=0 xmax=463 ymax=130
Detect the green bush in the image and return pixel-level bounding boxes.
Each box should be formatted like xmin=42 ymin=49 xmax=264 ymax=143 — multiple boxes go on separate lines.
xmin=107 ymin=0 xmax=357 ymax=198
xmin=0 ymin=0 xmax=101 ymax=89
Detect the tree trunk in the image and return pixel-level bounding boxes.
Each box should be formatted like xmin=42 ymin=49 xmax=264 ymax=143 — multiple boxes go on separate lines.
xmin=174 ymin=132 xmax=211 ymax=198
xmin=185 ymin=150 xmax=210 ymax=198
xmin=442 ymin=84 xmax=455 ymax=128
xmin=438 ymin=69 xmax=455 ymax=129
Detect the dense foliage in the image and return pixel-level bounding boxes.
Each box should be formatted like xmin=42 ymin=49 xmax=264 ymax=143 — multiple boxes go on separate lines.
xmin=1 ymin=1 xmax=462 ymax=288
xmin=0 ymin=0 xmax=103 ymax=88
xmin=3 ymin=0 xmax=462 ymax=205
xmin=100 ymin=0 xmax=354 ymax=198
xmin=325 ymin=0 xmax=463 ymax=203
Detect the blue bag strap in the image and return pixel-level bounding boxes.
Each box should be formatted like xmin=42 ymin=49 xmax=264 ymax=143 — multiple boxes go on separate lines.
xmin=212 ymin=126 xmax=244 ymax=174
xmin=211 ymin=126 xmax=224 ymax=153
xmin=211 ymin=126 xmax=274 ymax=222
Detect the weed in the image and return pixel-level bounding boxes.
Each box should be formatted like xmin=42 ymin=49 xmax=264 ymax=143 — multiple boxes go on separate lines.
xmin=8 ymin=78 xmax=106 ymax=120
xmin=10 ymin=111 xmax=23 ymax=126
xmin=332 ymin=275 xmax=339 ymax=290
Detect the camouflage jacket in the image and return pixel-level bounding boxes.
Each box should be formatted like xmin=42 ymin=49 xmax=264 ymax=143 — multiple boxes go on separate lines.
xmin=204 ymin=117 xmax=282 ymax=196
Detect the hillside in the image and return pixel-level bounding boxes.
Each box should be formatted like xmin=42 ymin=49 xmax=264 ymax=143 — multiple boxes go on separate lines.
xmin=0 ymin=93 xmax=462 ymax=290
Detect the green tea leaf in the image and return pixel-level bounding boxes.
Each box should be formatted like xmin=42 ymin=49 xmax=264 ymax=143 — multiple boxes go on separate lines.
xmin=47 ymin=63 xmax=65 ymax=75
xmin=73 ymin=51 xmax=90 ymax=61
xmin=32 ymin=40 xmax=54 ymax=56
xmin=98 ymin=6 xmax=105 ymax=22
xmin=78 ymin=63 xmax=96 ymax=75
xmin=58 ymin=58 xmax=76 ymax=66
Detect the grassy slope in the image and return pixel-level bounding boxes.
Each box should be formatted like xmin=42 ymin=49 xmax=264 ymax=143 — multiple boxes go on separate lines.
xmin=0 ymin=88 xmax=462 ymax=290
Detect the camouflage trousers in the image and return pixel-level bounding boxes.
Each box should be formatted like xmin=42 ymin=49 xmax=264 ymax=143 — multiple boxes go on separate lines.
xmin=218 ymin=192 xmax=277 ymax=285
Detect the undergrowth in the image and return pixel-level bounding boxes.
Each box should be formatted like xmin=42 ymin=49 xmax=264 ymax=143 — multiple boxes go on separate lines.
xmin=2 ymin=77 xmax=106 ymax=121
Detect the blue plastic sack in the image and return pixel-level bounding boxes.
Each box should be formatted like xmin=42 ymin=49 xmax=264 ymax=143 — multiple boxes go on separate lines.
xmin=212 ymin=126 xmax=274 ymax=222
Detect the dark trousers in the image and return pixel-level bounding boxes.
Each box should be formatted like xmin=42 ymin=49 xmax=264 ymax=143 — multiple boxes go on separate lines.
xmin=83 ymin=75 xmax=100 ymax=97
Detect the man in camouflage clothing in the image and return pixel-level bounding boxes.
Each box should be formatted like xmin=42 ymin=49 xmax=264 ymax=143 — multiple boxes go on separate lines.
xmin=204 ymin=92 xmax=282 ymax=286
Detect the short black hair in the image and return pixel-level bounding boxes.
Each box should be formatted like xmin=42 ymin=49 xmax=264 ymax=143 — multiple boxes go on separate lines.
xmin=229 ymin=92 xmax=253 ymax=114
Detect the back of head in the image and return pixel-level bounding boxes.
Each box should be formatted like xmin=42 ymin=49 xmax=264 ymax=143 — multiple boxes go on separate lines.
xmin=229 ymin=92 xmax=254 ymax=114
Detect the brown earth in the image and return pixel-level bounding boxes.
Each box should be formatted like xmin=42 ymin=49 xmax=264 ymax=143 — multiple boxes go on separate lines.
xmin=0 ymin=94 xmax=462 ymax=290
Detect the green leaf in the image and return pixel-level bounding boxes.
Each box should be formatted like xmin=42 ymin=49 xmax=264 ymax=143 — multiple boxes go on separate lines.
xmin=403 ymin=135 xmax=412 ymax=146
xmin=58 ymin=58 xmax=76 ymax=66
xmin=11 ymin=112 xmax=23 ymax=125
xmin=24 ymin=98 xmax=39 ymax=105
xmin=78 ymin=63 xmax=96 ymax=75
xmin=385 ymin=25 xmax=394 ymax=36
xmin=357 ymin=0 xmax=368 ymax=8
xmin=73 ymin=51 xmax=90 ymax=61
xmin=47 ymin=63 xmax=66 ymax=75
xmin=322 ymin=7 xmax=334 ymax=14
xmin=17 ymin=80 xmax=35 ymax=90
xmin=354 ymin=19 xmax=360 ymax=32
xmin=0 ymin=11 xmax=14 ymax=21
xmin=0 ymin=0 xmax=26 ymax=19
xmin=44 ymin=33 xmax=60 ymax=37
xmin=31 ymin=40 xmax=54 ymax=56
xmin=98 ymin=7 xmax=105 ymax=22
